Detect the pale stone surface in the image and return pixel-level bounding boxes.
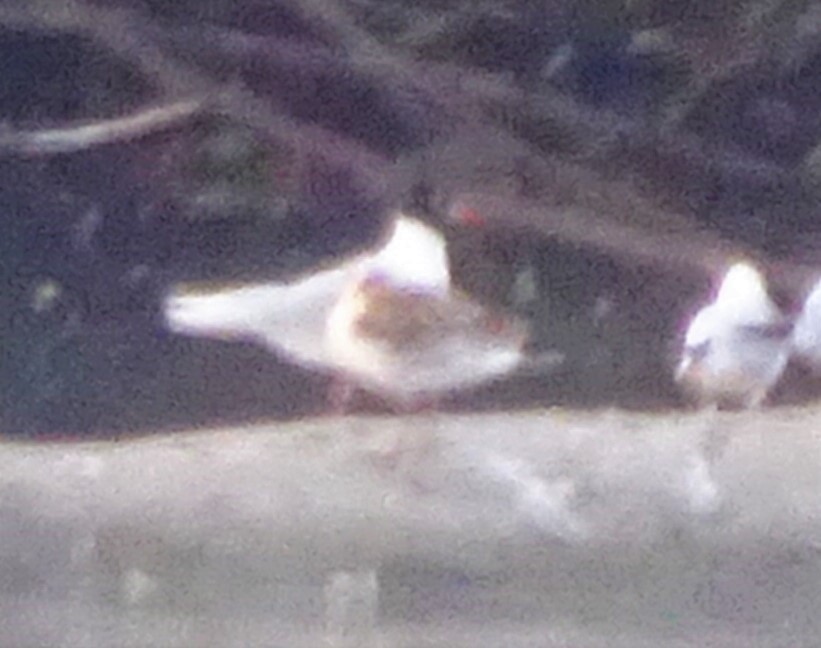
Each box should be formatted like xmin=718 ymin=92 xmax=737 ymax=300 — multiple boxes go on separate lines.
xmin=323 ymin=569 xmax=379 ymax=645
xmin=1 ymin=406 xmax=820 ymax=645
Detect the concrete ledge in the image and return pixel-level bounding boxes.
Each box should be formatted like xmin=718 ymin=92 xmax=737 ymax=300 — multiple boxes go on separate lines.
xmin=1 ymin=407 xmax=819 ymax=645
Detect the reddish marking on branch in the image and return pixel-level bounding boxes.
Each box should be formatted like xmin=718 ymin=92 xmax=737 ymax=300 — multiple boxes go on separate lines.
xmin=451 ymin=202 xmax=487 ymax=228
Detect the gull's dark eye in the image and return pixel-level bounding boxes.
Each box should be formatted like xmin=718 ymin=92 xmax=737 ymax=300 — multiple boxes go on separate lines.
xmin=685 ymin=340 xmax=711 ymax=362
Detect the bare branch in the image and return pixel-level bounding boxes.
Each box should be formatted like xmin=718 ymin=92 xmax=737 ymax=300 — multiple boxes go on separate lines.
xmin=0 ymin=99 xmax=203 ymax=155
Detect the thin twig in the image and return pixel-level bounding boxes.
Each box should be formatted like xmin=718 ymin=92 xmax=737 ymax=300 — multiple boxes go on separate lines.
xmin=0 ymin=99 xmax=202 ymax=155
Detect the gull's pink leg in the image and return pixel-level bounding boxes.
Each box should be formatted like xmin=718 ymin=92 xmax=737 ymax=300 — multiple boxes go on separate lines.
xmin=365 ymin=395 xmax=442 ymax=490
xmin=326 ymin=376 xmax=356 ymax=415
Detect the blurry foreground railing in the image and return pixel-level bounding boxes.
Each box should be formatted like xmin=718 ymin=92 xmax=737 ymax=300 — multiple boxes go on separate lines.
xmin=1 ymin=407 xmax=820 ymax=646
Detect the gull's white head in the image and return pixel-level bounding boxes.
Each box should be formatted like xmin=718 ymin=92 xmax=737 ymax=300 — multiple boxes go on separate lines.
xmin=362 ymin=214 xmax=450 ymax=293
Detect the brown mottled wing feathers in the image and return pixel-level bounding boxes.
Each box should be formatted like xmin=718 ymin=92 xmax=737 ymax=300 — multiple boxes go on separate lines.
xmin=352 ymin=286 xmax=486 ymax=349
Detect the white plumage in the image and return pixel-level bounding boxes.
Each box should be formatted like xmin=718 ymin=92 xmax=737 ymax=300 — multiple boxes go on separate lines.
xmin=675 ymin=262 xmax=791 ymax=408
xmin=791 ymin=277 xmax=821 ymax=369
xmin=164 ymin=212 xmax=534 ymax=406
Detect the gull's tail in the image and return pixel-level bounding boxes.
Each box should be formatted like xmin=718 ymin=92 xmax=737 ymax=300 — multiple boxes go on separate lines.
xmin=163 ymin=285 xmax=275 ymax=342
xmin=162 ymin=264 xmax=352 ymax=362
xmin=163 ymin=212 xmax=449 ymax=334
